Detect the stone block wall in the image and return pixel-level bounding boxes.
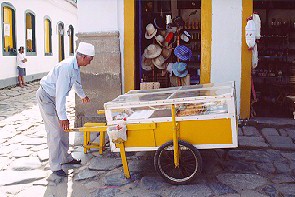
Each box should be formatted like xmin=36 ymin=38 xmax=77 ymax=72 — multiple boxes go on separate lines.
xmin=75 ymin=31 xmax=121 ymax=127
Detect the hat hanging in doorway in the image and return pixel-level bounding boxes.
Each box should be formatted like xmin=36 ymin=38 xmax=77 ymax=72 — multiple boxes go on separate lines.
xmin=141 ymin=55 xmax=153 ymax=71
xmin=174 ymin=45 xmax=192 ymax=61
xmin=172 ymin=62 xmax=188 ymax=77
xmin=152 ymin=55 xmax=166 ymax=69
xmin=145 ymin=23 xmax=157 ymax=39
xmin=144 ymin=44 xmax=162 ymax=58
xmin=155 ymin=35 xmax=164 ymax=46
xmin=161 ymin=47 xmax=172 ymax=60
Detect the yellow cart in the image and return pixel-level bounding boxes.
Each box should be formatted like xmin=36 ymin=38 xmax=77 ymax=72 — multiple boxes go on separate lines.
xmin=103 ymin=82 xmax=238 ymax=185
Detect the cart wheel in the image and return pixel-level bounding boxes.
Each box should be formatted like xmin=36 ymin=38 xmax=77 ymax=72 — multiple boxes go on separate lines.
xmin=154 ymin=140 xmax=202 ymax=185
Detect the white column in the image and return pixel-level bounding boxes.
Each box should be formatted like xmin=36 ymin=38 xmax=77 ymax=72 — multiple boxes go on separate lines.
xmin=211 ymin=0 xmax=243 ymax=114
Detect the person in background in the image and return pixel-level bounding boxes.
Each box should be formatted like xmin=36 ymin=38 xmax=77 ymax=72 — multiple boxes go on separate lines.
xmin=36 ymin=42 xmax=95 ymax=177
xmin=16 ymin=46 xmax=28 ymax=87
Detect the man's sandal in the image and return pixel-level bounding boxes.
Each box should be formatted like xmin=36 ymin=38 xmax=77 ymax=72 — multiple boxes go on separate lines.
xmin=53 ymin=169 xmax=67 ymax=177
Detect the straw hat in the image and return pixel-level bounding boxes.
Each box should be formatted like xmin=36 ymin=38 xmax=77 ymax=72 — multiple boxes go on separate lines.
xmin=144 ymin=44 xmax=162 ymax=58
xmin=152 ymin=55 xmax=165 ymax=69
xmin=145 ymin=23 xmax=157 ymax=39
xmin=155 ymin=35 xmax=164 ymax=46
xmin=141 ymin=55 xmax=153 ymax=71
xmin=161 ymin=47 xmax=172 ymax=60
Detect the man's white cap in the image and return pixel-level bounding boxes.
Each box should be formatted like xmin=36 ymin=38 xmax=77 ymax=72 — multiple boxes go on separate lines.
xmin=77 ymin=42 xmax=95 ymax=56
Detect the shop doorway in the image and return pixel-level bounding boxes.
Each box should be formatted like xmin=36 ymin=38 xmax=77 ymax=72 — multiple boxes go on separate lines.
xmin=252 ymin=0 xmax=295 ymax=118
xmin=135 ymin=0 xmax=201 ymax=90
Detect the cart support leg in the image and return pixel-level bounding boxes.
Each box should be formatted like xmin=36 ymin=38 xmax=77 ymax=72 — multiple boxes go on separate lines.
xmin=99 ymin=131 xmax=105 ymax=155
xmin=171 ymin=104 xmax=179 ymax=167
xmin=83 ymin=131 xmax=87 ymax=154
xmin=118 ymin=143 xmax=130 ymax=178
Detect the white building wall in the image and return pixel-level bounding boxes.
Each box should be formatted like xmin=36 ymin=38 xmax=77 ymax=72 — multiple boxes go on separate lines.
xmin=0 ymin=0 xmax=77 ymax=88
xmin=211 ymin=0 xmax=243 ymax=114
xmin=77 ymin=0 xmax=119 ymax=32
xmin=77 ymin=0 xmax=125 ymax=92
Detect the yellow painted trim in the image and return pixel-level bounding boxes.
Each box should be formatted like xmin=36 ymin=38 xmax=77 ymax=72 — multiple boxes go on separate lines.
xmin=200 ymin=0 xmax=212 ymax=84
xmin=124 ymin=0 xmax=135 ymax=92
xmin=240 ymin=0 xmax=253 ymax=119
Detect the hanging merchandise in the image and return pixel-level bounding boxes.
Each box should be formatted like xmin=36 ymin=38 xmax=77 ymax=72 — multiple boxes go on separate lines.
xmin=174 ymin=45 xmax=192 ymax=61
xmin=252 ymin=13 xmax=261 ymax=40
xmin=170 ymin=62 xmax=190 ymax=86
xmin=245 ymin=17 xmax=256 ymax=49
xmin=183 ymin=31 xmax=191 ymax=38
xmin=245 ymin=13 xmax=261 ymax=69
xmin=172 ymin=62 xmax=188 ymax=77
xmin=152 ymin=55 xmax=166 ymax=69
xmin=252 ymin=44 xmax=258 ymax=69
xmin=144 ymin=44 xmax=162 ymax=58
xmin=161 ymin=47 xmax=172 ymax=60
xmin=141 ymin=55 xmax=153 ymax=71
xmin=180 ymin=33 xmax=189 ymax=42
xmin=155 ymin=35 xmax=164 ymax=46
xmin=165 ymin=32 xmax=175 ymax=45
xmin=145 ymin=23 xmax=157 ymax=39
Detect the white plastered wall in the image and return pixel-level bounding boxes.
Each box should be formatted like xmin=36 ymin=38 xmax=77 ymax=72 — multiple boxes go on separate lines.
xmin=0 ymin=0 xmax=77 ymax=86
xmin=211 ymin=0 xmax=243 ymax=114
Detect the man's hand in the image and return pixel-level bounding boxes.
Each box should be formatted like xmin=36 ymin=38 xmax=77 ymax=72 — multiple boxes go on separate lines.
xmin=59 ymin=119 xmax=70 ymax=131
xmin=82 ymin=96 xmax=90 ymax=103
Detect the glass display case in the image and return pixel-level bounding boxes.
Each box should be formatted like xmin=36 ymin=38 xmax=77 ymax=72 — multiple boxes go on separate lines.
xmin=104 ymin=82 xmax=236 ymax=125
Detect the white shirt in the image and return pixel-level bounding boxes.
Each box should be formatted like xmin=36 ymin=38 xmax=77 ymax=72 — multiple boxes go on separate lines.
xmin=40 ymin=56 xmax=86 ymax=120
xmin=17 ymin=53 xmax=26 ymax=68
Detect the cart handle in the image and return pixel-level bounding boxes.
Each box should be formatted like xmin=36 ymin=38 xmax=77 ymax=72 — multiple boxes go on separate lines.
xmin=97 ymin=110 xmax=105 ymax=115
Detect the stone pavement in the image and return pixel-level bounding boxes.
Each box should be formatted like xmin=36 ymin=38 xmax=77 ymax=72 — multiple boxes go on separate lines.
xmin=0 ymin=81 xmax=295 ymax=197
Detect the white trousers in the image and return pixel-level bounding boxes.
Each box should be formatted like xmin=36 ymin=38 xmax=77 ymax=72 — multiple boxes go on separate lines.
xmin=36 ymin=87 xmax=73 ymax=171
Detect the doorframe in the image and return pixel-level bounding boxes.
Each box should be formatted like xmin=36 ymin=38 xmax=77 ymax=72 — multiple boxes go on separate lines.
xmin=123 ymin=0 xmax=251 ymax=118
xmin=240 ymin=0 xmax=253 ymax=119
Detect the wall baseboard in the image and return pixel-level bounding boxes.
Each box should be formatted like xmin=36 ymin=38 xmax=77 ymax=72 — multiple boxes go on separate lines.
xmin=0 ymin=72 xmax=48 ymax=89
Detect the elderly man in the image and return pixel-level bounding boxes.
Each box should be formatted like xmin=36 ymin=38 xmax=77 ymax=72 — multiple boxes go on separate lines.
xmin=36 ymin=42 xmax=95 ymax=176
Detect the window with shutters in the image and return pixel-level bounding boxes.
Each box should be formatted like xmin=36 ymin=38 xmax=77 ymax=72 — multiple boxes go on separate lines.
xmin=68 ymin=25 xmax=74 ymax=56
xmin=25 ymin=10 xmax=36 ymax=55
xmin=44 ymin=16 xmax=52 ymax=56
xmin=2 ymin=2 xmax=16 ymax=56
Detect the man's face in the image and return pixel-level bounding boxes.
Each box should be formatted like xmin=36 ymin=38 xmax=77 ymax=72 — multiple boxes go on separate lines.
xmin=80 ymin=55 xmax=93 ymax=66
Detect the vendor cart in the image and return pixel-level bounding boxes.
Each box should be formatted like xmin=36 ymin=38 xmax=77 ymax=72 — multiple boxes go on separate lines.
xmin=103 ymin=81 xmax=238 ymax=185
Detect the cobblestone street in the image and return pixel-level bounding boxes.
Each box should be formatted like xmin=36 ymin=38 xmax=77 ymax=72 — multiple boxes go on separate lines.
xmin=0 ymin=81 xmax=295 ymax=197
